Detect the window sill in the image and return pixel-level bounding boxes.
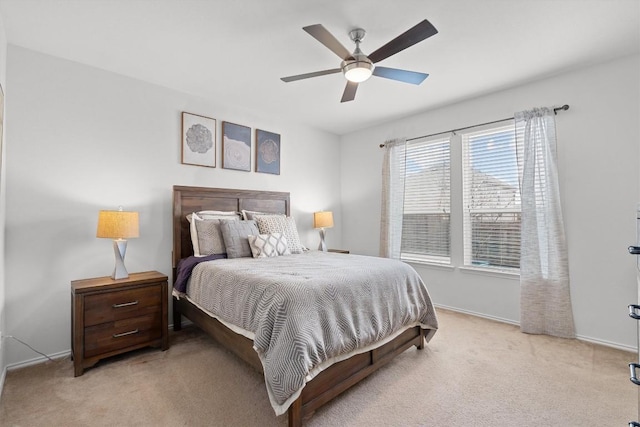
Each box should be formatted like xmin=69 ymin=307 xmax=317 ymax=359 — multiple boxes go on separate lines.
xmin=458 ymin=266 xmax=520 ymax=279
xmin=403 ymin=259 xmax=455 ymax=271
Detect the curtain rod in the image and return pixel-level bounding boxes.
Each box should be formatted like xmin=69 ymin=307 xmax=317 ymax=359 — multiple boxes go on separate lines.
xmin=379 ymin=104 xmax=570 ymax=147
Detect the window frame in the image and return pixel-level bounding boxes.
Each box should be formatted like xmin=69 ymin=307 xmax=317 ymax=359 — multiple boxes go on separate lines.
xmin=460 ymin=122 xmax=523 ymax=273
xmin=399 ymin=135 xmax=452 ymax=265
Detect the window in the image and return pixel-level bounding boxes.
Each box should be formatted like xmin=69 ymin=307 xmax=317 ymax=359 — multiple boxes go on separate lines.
xmin=393 ymin=121 xmax=524 ymax=273
xmin=400 ymin=136 xmax=451 ymax=264
xmin=462 ymin=123 xmax=523 ymax=271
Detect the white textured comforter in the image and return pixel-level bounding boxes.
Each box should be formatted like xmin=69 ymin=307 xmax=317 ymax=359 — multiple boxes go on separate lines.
xmin=186 ymin=251 xmax=438 ymax=415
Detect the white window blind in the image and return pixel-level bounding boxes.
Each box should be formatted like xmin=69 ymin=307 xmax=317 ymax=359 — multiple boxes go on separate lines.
xmin=462 ymin=123 xmax=524 ymax=271
xmin=401 ymin=136 xmax=451 ymax=263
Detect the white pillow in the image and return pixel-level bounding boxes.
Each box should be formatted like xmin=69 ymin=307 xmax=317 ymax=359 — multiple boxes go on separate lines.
xmin=255 ymin=215 xmax=303 ymax=254
xmin=186 ymin=210 xmax=239 ymax=222
xmin=248 ymin=233 xmax=290 ymax=258
xmin=187 ymin=211 xmax=241 ymax=256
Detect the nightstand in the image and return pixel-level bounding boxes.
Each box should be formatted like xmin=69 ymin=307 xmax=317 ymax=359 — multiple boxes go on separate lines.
xmin=328 ymin=249 xmax=350 ymax=254
xmin=71 ymin=271 xmax=168 ymax=377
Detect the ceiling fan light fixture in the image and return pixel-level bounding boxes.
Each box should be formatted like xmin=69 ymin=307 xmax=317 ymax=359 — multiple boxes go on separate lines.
xmin=342 ymin=59 xmax=374 ymax=83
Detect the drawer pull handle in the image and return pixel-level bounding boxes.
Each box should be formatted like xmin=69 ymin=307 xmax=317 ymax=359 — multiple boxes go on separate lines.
xmin=630 ymin=305 xmax=640 ymax=320
xmin=630 ymin=363 xmax=640 ymax=386
xmin=112 ymin=301 xmax=138 ymax=308
xmin=113 ymin=329 xmax=139 ymax=338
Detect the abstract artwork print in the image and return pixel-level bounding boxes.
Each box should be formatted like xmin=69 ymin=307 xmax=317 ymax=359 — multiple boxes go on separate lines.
xmin=222 ymin=121 xmax=251 ymax=172
xmin=181 ymin=112 xmax=216 ymax=168
xmin=256 ymin=129 xmax=280 ymax=175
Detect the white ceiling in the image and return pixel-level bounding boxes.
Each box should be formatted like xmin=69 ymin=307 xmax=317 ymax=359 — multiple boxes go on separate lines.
xmin=0 ymin=0 xmax=638 ymax=135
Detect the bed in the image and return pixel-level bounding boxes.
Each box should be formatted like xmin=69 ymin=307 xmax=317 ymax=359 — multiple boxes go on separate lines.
xmin=171 ymin=185 xmax=438 ymax=426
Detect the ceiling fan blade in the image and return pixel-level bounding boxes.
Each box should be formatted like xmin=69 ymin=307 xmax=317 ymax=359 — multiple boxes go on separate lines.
xmin=368 ymin=19 xmax=438 ymax=64
xmin=372 ymin=66 xmax=429 ymax=85
xmin=281 ymin=68 xmax=341 ymax=82
xmin=341 ymin=81 xmax=358 ymax=103
xmin=303 ymin=24 xmax=353 ymax=60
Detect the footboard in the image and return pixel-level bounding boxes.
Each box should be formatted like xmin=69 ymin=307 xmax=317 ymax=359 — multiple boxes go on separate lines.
xmin=289 ymin=326 xmax=424 ymax=426
xmin=175 ymin=294 xmax=423 ymax=427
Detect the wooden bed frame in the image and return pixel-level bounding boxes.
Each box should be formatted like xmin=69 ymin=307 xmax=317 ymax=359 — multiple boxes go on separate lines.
xmin=172 ymin=185 xmax=425 ymax=426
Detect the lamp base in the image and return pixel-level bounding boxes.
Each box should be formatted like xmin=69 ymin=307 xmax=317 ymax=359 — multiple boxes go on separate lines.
xmin=111 ymin=239 xmax=129 ymax=280
xmin=318 ymin=228 xmax=327 ymax=252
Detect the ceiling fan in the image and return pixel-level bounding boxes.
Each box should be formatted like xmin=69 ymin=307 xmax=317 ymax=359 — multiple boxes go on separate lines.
xmin=281 ymin=19 xmax=438 ymax=103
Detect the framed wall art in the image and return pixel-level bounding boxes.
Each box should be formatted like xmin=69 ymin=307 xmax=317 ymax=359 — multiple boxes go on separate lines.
xmin=256 ymin=129 xmax=280 ymax=175
xmin=222 ymin=121 xmax=251 ymax=172
xmin=181 ymin=112 xmax=216 ymax=168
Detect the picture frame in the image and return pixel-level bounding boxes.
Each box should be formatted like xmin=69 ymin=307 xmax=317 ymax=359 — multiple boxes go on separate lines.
xmin=256 ymin=129 xmax=281 ymax=175
xmin=181 ymin=112 xmax=216 ymax=168
xmin=222 ymin=121 xmax=251 ymax=172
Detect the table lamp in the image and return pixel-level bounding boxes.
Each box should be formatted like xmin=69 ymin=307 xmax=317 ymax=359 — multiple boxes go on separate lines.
xmin=97 ymin=207 xmax=139 ymax=280
xmin=313 ymin=211 xmax=334 ymax=251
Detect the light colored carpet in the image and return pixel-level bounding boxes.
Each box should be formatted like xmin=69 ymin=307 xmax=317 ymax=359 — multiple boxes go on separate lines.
xmin=0 ymin=309 xmax=635 ymax=426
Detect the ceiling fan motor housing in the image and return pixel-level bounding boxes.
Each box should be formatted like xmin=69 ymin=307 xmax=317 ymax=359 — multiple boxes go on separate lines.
xmin=342 ymin=28 xmax=374 ymax=82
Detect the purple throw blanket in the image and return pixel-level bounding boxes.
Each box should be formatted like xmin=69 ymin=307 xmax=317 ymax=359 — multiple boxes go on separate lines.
xmin=174 ymin=254 xmax=226 ymax=293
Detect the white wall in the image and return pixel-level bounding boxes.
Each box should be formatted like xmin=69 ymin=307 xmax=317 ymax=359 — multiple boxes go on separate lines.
xmin=341 ymin=54 xmax=640 ymax=349
xmin=0 ymin=13 xmax=8 ymax=382
xmin=3 ymin=46 xmax=342 ymax=366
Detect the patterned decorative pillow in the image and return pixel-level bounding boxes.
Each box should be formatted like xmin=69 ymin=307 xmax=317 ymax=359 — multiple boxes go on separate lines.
xmin=248 ymin=233 xmax=290 ymax=258
xmin=255 ymin=215 xmax=303 ymax=254
xmin=219 ymin=220 xmax=260 ymax=258
xmin=187 ymin=211 xmax=241 ymax=256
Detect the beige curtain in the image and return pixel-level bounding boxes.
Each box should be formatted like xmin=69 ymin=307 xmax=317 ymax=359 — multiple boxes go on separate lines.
xmin=380 ymin=138 xmax=406 ymax=259
xmin=516 ymin=107 xmax=575 ymax=338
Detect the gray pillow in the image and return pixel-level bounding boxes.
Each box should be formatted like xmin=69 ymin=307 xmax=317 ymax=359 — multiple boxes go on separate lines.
xmin=220 ymin=220 xmax=259 ymax=258
xmin=187 ymin=211 xmax=241 ymax=256
xmin=241 ymin=209 xmax=285 ymax=221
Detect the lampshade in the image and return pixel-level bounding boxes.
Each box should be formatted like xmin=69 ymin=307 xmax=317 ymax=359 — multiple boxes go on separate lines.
xmin=97 ymin=209 xmax=139 ymax=280
xmin=97 ymin=210 xmax=139 ymax=239
xmin=313 ymin=211 xmax=334 ymax=229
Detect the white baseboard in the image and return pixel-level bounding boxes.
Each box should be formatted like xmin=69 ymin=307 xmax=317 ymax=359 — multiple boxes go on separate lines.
xmin=5 ymin=349 xmax=70 ymax=372
xmin=434 ymin=303 xmax=635 ymax=353
xmin=434 ymin=303 xmax=520 ymax=326
xmin=3 ymin=322 xmax=191 ymax=374
xmin=576 ymin=334 xmax=635 ymax=353
xmin=0 ymin=365 xmax=6 ymax=400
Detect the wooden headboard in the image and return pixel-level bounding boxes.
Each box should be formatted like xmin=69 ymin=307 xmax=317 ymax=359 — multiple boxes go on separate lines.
xmin=172 ymin=185 xmax=291 ymax=269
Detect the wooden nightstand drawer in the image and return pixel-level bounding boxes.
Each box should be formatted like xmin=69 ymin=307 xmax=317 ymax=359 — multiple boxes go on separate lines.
xmin=84 ymin=285 xmax=162 ymax=327
xmin=84 ymin=312 xmax=162 ymax=358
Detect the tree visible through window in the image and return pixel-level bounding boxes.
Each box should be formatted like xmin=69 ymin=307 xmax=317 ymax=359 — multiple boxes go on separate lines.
xmin=462 ymin=123 xmax=523 ymax=270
